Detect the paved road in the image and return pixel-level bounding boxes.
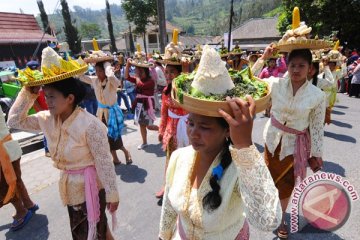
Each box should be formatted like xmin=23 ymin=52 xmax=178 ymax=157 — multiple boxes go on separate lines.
xmin=0 ymin=94 xmax=359 ymax=240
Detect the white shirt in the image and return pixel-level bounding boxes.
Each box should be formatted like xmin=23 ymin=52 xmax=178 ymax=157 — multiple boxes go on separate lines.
xmin=252 ymin=60 xmax=326 ymax=160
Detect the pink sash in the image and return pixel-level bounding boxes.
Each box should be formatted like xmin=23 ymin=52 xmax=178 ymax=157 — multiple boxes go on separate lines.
xmin=177 ymin=217 xmax=249 ymax=240
xmin=65 ymin=166 xmax=100 ymax=240
xmin=136 ymin=94 xmax=156 ymax=121
xmin=270 ymin=115 xmax=310 ymax=181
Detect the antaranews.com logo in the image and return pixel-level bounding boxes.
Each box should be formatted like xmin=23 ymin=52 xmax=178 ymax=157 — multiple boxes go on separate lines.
xmin=290 ymin=172 xmax=358 ymax=233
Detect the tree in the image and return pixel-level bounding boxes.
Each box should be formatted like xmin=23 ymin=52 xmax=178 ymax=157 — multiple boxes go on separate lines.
xmin=122 ymin=0 xmax=157 ymax=54
xmin=80 ymin=23 xmax=101 ymax=40
xmin=278 ymin=0 xmax=360 ymax=48
xmin=60 ymin=0 xmax=82 ymax=54
xmin=106 ymin=0 xmax=117 ymax=53
xmin=37 ymin=0 xmax=52 ymax=35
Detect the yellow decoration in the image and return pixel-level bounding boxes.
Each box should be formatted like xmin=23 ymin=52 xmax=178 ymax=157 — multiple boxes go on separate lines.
xmin=292 ymin=7 xmax=300 ymax=30
xmin=50 ymin=64 xmax=62 ymax=75
xmin=92 ymin=38 xmax=99 ymax=51
xmin=136 ymin=43 xmax=141 ymax=53
xmin=173 ymin=29 xmax=179 ymax=45
xmin=334 ymin=40 xmax=340 ymax=50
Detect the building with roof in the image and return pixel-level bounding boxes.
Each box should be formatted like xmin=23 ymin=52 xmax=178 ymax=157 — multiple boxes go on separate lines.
xmin=0 ymin=12 xmax=57 ymax=68
xmin=230 ymin=16 xmax=281 ymax=51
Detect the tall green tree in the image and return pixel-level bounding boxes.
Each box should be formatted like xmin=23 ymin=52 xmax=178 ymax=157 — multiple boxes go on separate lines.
xmin=60 ymin=0 xmax=82 ymax=54
xmin=278 ymin=0 xmax=360 ymax=48
xmin=106 ymin=0 xmax=118 ymax=53
xmin=122 ymin=0 xmax=157 ymax=54
xmin=80 ymin=23 xmax=101 ymax=39
xmin=37 ymin=0 xmax=52 ymax=35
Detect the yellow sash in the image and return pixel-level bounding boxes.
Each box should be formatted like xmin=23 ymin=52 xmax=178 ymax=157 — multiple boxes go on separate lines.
xmin=0 ymin=134 xmax=17 ymax=205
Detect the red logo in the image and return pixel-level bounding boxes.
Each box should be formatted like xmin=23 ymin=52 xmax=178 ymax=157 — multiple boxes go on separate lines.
xmin=301 ymin=182 xmax=351 ymax=231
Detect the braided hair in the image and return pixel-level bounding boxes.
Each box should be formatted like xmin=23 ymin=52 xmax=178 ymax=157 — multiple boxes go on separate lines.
xmin=202 ymin=117 xmax=232 ymax=211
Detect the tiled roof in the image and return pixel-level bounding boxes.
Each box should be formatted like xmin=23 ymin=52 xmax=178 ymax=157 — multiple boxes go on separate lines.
xmin=179 ymin=35 xmax=216 ymax=47
xmin=231 ymin=16 xmax=281 ymax=40
xmin=0 ymin=12 xmax=57 ymax=44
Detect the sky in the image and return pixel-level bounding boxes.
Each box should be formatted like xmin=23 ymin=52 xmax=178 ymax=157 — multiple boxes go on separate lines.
xmin=2 ymin=0 xmax=120 ymax=16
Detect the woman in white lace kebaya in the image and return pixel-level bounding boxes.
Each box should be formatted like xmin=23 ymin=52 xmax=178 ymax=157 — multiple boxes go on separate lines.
xmin=159 ymin=96 xmax=282 ymax=240
xmin=251 ymin=47 xmax=326 ymax=238
xmin=8 ymin=78 xmax=119 ymax=240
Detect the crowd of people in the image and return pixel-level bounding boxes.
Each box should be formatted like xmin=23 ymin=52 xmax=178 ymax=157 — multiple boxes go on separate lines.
xmin=0 ymin=8 xmax=359 ymax=240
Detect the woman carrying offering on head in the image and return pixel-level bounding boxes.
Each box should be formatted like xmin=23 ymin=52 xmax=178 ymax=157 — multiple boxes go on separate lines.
xmin=155 ymin=36 xmax=191 ymax=204
xmin=124 ymin=47 xmax=159 ymax=150
xmin=251 ymin=8 xmax=328 ymax=238
xmin=79 ymin=50 xmax=132 ymax=165
xmin=159 ymin=46 xmax=281 ymax=240
xmin=8 ymin=47 xmax=119 ymax=239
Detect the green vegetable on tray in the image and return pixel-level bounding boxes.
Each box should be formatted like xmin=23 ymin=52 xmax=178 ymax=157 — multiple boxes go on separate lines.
xmin=174 ymin=67 xmax=268 ymax=103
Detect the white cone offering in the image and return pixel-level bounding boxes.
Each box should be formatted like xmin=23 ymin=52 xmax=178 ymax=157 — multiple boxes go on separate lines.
xmin=191 ymin=45 xmax=235 ymax=95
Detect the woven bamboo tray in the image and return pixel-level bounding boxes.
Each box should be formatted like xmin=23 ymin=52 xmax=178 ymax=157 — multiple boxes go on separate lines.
xmin=84 ymin=56 xmax=114 ymax=63
xmin=171 ymin=77 xmax=271 ymax=117
xmin=129 ymin=59 xmax=154 ymax=68
xmin=23 ymin=65 xmax=88 ymax=87
xmin=275 ymin=39 xmax=332 ymax=52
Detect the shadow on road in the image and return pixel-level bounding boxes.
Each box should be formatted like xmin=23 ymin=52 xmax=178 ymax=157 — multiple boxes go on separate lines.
xmin=324 ymin=131 xmax=356 ymax=143
xmin=115 ymin=164 xmax=147 ymax=183
xmin=121 ymin=125 xmax=138 ymax=135
xmin=331 ymin=110 xmax=345 ymax=115
xmin=2 ymin=214 xmax=49 ymax=240
xmin=330 ymin=120 xmax=352 ymax=129
xmin=333 ymin=105 xmax=349 ymax=109
xmin=144 ymin=143 xmax=166 ymax=157
xmin=323 ymin=161 xmax=346 ymax=177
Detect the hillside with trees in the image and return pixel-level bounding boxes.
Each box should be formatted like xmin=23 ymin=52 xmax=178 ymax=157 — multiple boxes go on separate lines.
xmin=37 ymin=0 xmax=280 ymax=41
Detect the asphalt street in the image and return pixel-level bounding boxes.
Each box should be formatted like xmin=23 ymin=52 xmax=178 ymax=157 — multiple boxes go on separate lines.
xmin=0 ymin=93 xmax=359 ymax=240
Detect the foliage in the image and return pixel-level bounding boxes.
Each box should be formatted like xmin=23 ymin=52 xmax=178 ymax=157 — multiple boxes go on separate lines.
xmin=106 ymin=0 xmax=117 ymax=53
xmin=122 ymin=0 xmax=157 ymax=52
xmin=80 ymin=23 xmax=101 ymax=39
xmin=37 ymin=0 xmax=52 ymax=35
xmin=60 ymin=0 xmax=82 ymax=54
xmin=278 ymin=0 xmax=360 ymax=48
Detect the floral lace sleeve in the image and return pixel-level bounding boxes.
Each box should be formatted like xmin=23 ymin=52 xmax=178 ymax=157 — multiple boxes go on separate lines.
xmin=104 ymin=62 xmax=121 ymax=88
xmin=230 ymin=145 xmax=282 ymax=231
xmin=86 ymin=121 xmax=119 ymax=203
xmin=159 ymin=150 xmax=179 ymax=240
xmin=309 ymin=93 xmax=326 ymax=157
xmin=7 ymin=88 xmax=41 ymax=131
xmin=78 ymin=74 xmax=94 ymax=85
xmin=251 ymin=58 xmax=265 ymax=77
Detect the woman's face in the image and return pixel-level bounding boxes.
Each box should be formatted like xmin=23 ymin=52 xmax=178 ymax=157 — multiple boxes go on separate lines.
xmin=268 ymin=59 xmax=276 ymax=68
xmin=43 ymin=87 xmax=74 ymax=116
xmin=328 ymin=62 xmax=337 ymax=71
xmin=288 ymin=56 xmax=311 ymax=83
xmin=95 ymin=65 xmax=106 ymax=81
xmin=164 ymin=65 xmax=180 ymax=84
xmin=135 ymin=67 xmax=146 ymax=79
xmin=187 ymin=113 xmax=229 ymax=155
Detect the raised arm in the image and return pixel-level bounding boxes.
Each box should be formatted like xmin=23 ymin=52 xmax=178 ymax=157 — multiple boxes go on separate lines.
xmin=78 ymin=74 xmax=95 ymax=85
xmin=231 ymin=146 xmax=282 ymax=231
xmin=7 ymin=87 xmax=42 ymax=132
xmin=103 ymin=61 xmax=121 ymax=88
